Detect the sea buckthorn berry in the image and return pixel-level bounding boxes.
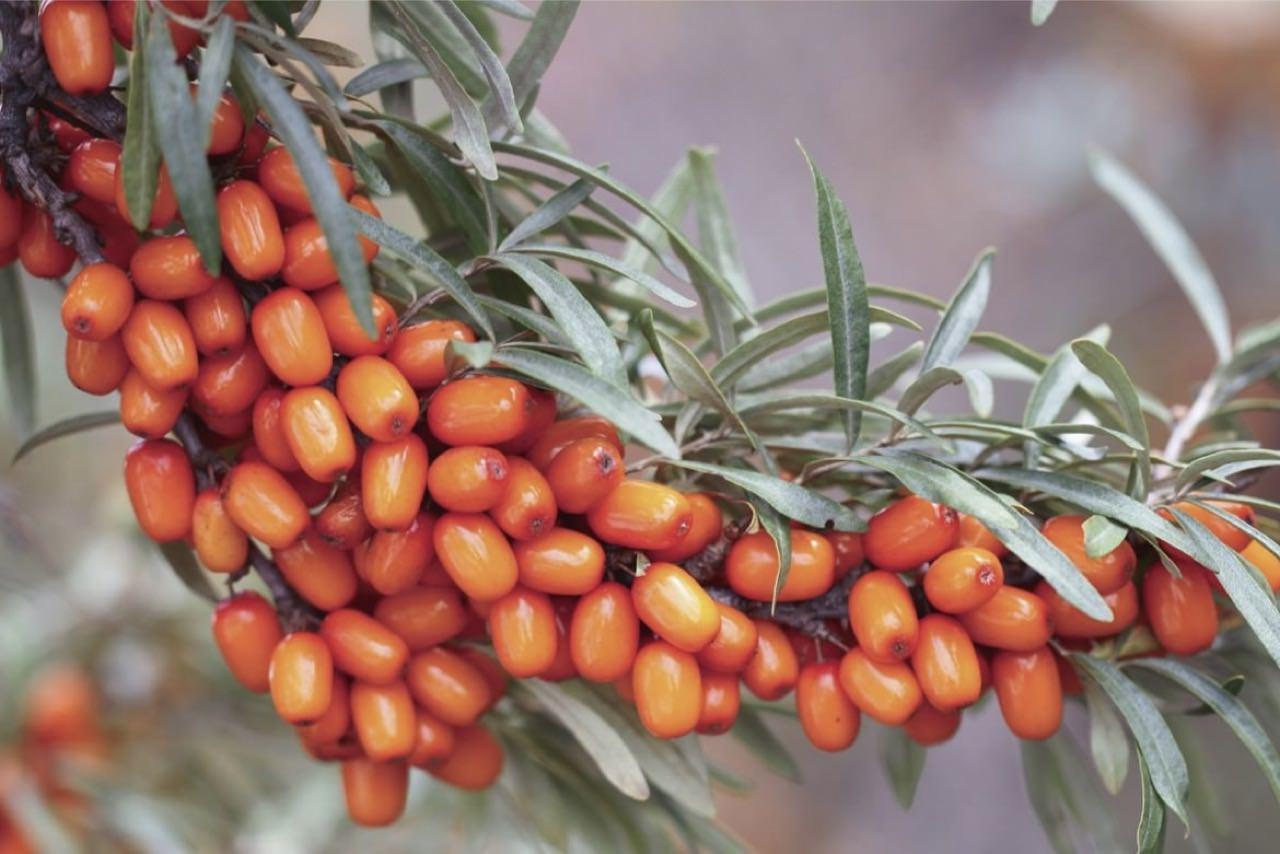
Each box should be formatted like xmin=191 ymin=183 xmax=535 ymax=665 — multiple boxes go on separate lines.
xmin=122 ymin=300 xmax=199 ymax=390
xmin=373 ymin=586 xmax=467 ymax=652
xmin=1242 ymin=540 xmax=1280 ymax=591
xmin=426 ymin=446 xmax=508 ymax=513
xmin=281 ymin=218 xmax=338 ymax=291
xmin=250 ymin=387 xmax=300 ymax=471
xmin=297 ymin=674 xmax=351 ymax=749
xmin=742 ymin=620 xmax=800 ymax=701
xmin=513 ymin=527 xmax=605 ymax=595
xmin=258 ymin=146 xmax=355 ymax=214
xmin=0 ymin=171 xmax=22 ymax=248
xmin=796 ymin=662 xmax=861 ymax=752
xmin=633 ymin=641 xmax=702 ymax=739
xmin=923 ymin=547 xmax=1004 ymax=614
xmin=185 ymin=277 xmax=246 ymax=357
xmin=316 ymin=475 xmax=371 ymax=549
xmin=848 ymin=570 xmax=918 ymax=663
xmin=205 ymin=91 xmax=245 ymax=156
xmin=540 ymin=610 xmax=577 ymax=682
xmin=350 ymin=680 xmax=416 ymax=762
xmin=336 ymin=355 xmax=419 ymax=443
xmin=1159 ymin=500 xmax=1254 ymax=560
xmin=904 ymin=702 xmax=962 ymax=746
xmin=992 ymin=647 xmax=1063 ymax=740
xmin=647 ymin=493 xmax=721 ymax=564
xmin=67 ymin=139 xmax=121 ymax=205
xmin=957 ymin=586 xmax=1052 ymax=652
xmin=211 ymin=592 xmax=282 ymax=693
xmin=696 ymin=604 xmax=758 ymax=674
xmin=570 ymin=581 xmax=639 ymax=682
xmin=192 ymin=343 xmax=269 ymax=416
xmin=827 ymin=531 xmax=865 ymax=579
xmin=77 ymin=195 xmax=142 ymax=268
xmin=341 ymin=758 xmax=408 ymax=828
xmin=119 ymin=369 xmax=187 ymax=438
xmin=697 ymin=672 xmax=741 ymax=735
xmin=631 ymin=562 xmax=721 ymax=652
xmin=1143 ymin=562 xmax=1219 ymax=656
xmin=864 ymin=495 xmax=958 ymax=572
xmin=956 ymin=512 xmax=1008 ymax=558
xmin=433 ymin=513 xmax=519 ymax=602
xmin=321 ymin=609 xmax=409 ymax=685
xmin=528 ymin=416 xmax=623 ymax=470
xmin=314 ymin=286 xmax=397 ymax=357
xmin=114 ymin=164 xmax=178 ymax=230
xmin=912 ymin=615 xmax=982 ymax=711
xmin=217 ymin=180 xmax=285 ymax=281
xmin=496 ymin=387 xmax=557 ymax=456
xmin=124 ymin=439 xmax=195 ymax=542
xmin=837 ymin=648 xmax=922 ymax=726
xmin=387 ymin=320 xmax=477 ymax=390
xmin=490 ymin=457 xmax=557 ymax=541
xmin=66 ymin=334 xmax=129 ymax=395
xmin=42 ymin=112 xmax=91 ymax=152
xmin=281 ymin=386 xmax=357 ymax=483
xmin=1035 ymin=580 xmax=1139 ymax=640
xmin=362 ymin=435 xmax=430 ymax=531
xmin=488 ymin=587 xmax=559 ymax=678
xmin=425 ymin=724 xmax=504 ymax=791
xmin=587 ymin=480 xmax=693 ymax=551
xmin=200 ymin=406 xmax=253 ymax=441
xmin=1041 ymin=515 xmax=1135 ymax=595
xmin=221 ymin=460 xmax=310 ymax=549
xmin=18 ymin=208 xmax=76 ymax=278
xmin=251 ymin=288 xmax=333 ymax=386
xmin=269 ymin=632 xmax=334 ymax=724
xmin=428 ymin=376 xmax=533 ymax=447
xmin=40 ymin=0 xmax=114 ymax=95
xmin=543 ymin=437 xmax=624 ymax=514
xmin=355 ymin=512 xmax=435 ymax=595
xmin=727 ymin=529 xmax=836 ymax=602
xmin=406 ymin=648 xmax=491 ymax=727
xmin=455 ymin=648 xmax=507 ymax=712
xmin=192 ymin=489 xmax=248 ymax=573
xmin=408 ymin=710 xmax=455 ymax=767
xmin=274 ymin=531 xmax=358 ymax=612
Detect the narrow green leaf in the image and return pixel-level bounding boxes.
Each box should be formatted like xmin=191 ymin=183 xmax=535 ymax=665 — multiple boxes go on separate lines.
xmin=751 ymin=500 xmax=792 ymax=608
xmin=962 ymin=368 xmax=994 ymax=418
xmin=712 ymin=311 xmax=829 ymax=389
xmin=1070 ymin=339 xmax=1152 ymax=499
xmin=194 ymin=15 xmax=236 ymax=151
xmin=799 ymin=144 xmax=869 ymax=451
xmin=1136 ymin=754 xmax=1166 ymax=854
xmin=920 ymin=249 xmax=994 ymax=373
xmin=1175 ymin=448 xmax=1280 ymax=494
xmin=444 ymin=339 xmax=494 ymax=373
xmin=879 ymin=728 xmax=926 ymax=809
xmin=472 ymin=0 xmax=533 ymax=20
xmin=439 ymin=0 xmax=522 ymax=135
xmin=157 ymin=541 xmax=218 ymax=602
xmin=345 ymin=57 xmax=425 ymax=97
xmin=1082 ymin=515 xmax=1128 ymax=560
xmin=1083 ymin=680 xmax=1130 ymax=795
xmin=0 ymin=267 xmax=36 ymax=438
xmin=11 ymin=412 xmax=120 ymax=464
xmin=669 ymin=460 xmax=863 ymax=533
xmin=1181 ymin=674 xmax=1245 ymax=716
xmin=473 ymin=294 xmax=566 ymax=346
xmin=1023 ymin=326 xmax=1111 ymax=467
xmin=689 ymin=148 xmax=753 ymax=308
xmin=865 ymin=341 xmax=924 ymax=399
xmin=500 ymin=177 xmax=596 ymax=250
xmin=1020 ymin=740 xmax=1080 ymax=854
xmin=121 ymin=1 xmax=159 ymax=231
xmin=640 ymin=314 xmax=741 ymax=428
xmin=1020 ymin=734 xmax=1121 ymax=854
xmin=501 ymin=0 xmax=579 ymax=120
xmin=736 ymin=393 xmax=951 ymax=452
xmin=732 ymin=707 xmax=802 ymax=783
xmin=293 ymin=37 xmax=364 ymax=68
xmin=1090 ymin=149 xmax=1231 ymax=364
xmin=897 ymin=366 xmax=964 ymax=417
xmin=1185 ymin=498 xmax=1280 ymax=571
xmin=507 ymin=245 xmax=695 ymax=309
xmin=249 ymin=0 xmax=297 ymax=36
xmin=1030 ymin=0 xmax=1059 ymax=26
xmin=738 ymin=340 xmax=833 ymax=392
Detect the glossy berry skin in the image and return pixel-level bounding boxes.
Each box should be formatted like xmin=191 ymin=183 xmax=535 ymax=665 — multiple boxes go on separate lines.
xmin=192 ymin=489 xmax=248 ymax=573
xmin=727 ymin=529 xmax=836 ymax=602
xmin=211 ymin=592 xmax=283 ymax=693
xmin=425 ymin=724 xmax=504 ymax=791
xmin=355 ymin=512 xmax=434 ymax=595
xmin=650 ymin=493 xmax=722 ymax=563
xmin=314 ymin=286 xmax=397 ymax=358
xmin=406 ymin=648 xmax=491 ymax=727
xmin=373 ymin=586 xmax=468 ymax=652
xmin=61 ymin=263 xmax=134 ymax=342
xmin=864 ymin=496 xmax=959 ymax=572
xmin=848 ymin=570 xmax=919 ymax=663
xmin=742 ymin=620 xmax=800 ymax=701
xmin=544 ymin=437 xmax=624 ymax=514
xmin=250 ymin=387 xmax=300 ymax=472
xmin=251 ymin=288 xmax=333 ymax=387
xmin=67 ymin=139 xmax=121 ymax=205
xmin=488 ymin=587 xmax=559 ymax=678
xmin=426 ymin=446 xmax=508 ymax=513
xmin=297 ymin=674 xmax=351 ymax=751
xmin=119 ymin=370 xmax=186 ymax=437
xmin=217 ymin=181 xmax=285 ymax=281
xmin=408 ymin=710 xmax=455 ymax=768
xmin=513 ymin=527 xmax=604 ymax=595
xmin=827 ymin=531 xmax=865 ymax=579
xmin=1159 ymin=501 xmax=1254 ymax=561
xmin=18 ymin=208 xmax=76 ymax=278
xmin=1143 ymin=563 xmax=1219 ymax=656
xmin=66 ymin=334 xmax=130 ymax=395
xmin=192 ymin=343 xmax=269 ymax=417
xmin=321 ymin=609 xmax=410 ymax=686
xmin=633 ymin=641 xmax=702 ymax=739
xmin=796 ymin=662 xmax=861 ymax=752
xmin=122 ymin=300 xmax=199 ymax=390
xmin=923 ymin=547 xmax=1004 ymax=614
xmin=496 ymin=387 xmax=558 ymax=456
xmin=955 ymin=513 xmax=1008 ymax=558
xmin=587 ymin=481 xmax=693 ymax=551
xmin=314 ymin=477 xmax=372 ymax=551
xmin=490 ymin=457 xmax=557 ymax=541
xmin=205 ymin=92 xmax=245 ymax=155
xmin=697 ymin=604 xmax=758 ymax=674
xmin=912 ymin=615 xmax=982 ymax=711
xmin=837 ymin=648 xmax=922 ymax=726
xmin=428 ymin=376 xmax=533 ymax=447
xmin=270 ymin=632 xmax=334 ymax=724
xmin=130 ymin=235 xmax=217 ymax=301
xmin=362 ymin=435 xmax=430 ymax=531
xmin=281 ymin=386 xmax=357 ymax=483
xmin=992 ymin=647 xmax=1063 ymax=740
xmin=570 ymin=582 xmax=639 ymax=682
xmin=388 ymin=320 xmax=477 ymax=390
xmin=631 ymin=562 xmax=721 ymax=652
xmin=114 ymin=163 xmax=179 ymax=230
xmin=527 ymin=416 xmax=623 ymax=470
xmin=221 ymin=460 xmax=310 ymax=549
xmin=258 ymin=146 xmax=355 ymax=214
xmin=273 ymin=531 xmax=358 ymax=612
xmin=433 ymin=513 xmax=519 ymax=602
xmin=336 ymin=355 xmax=419 ymax=444
xmin=1035 ymin=580 xmax=1139 ymax=640
xmin=957 ymin=587 xmax=1052 ymax=652
xmin=904 ymin=702 xmax=962 ymax=746
xmin=351 ymin=680 xmax=416 ymax=762
xmin=697 ymin=672 xmax=741 ymax=735
xmin=1041 ymin=515 xmax=1135 ymax=595
xmin=124 ymin=439 xmax=195 ymax=542
xmin=341 ymin=758 xmax=408 ymax=828
xmin=1242 ymin=540 xmax=1280 ymax=591
xmin=40 ymin=1 xmax=114 ymax=95
xmin=280 ymin=197 xmax=380 ymax=289
xmin=185 ymin=277 xmax=247 ymax=357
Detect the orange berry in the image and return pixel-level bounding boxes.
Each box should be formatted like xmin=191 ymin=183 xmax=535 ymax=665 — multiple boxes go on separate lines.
xmin=334 ymin=355 xmax=419 ymax=443
xmin=315 ymin=474 xmax=371 ymax=549
xmin=495 ymin=387 xmax=557 ymax=456
xmin=320 ymin=609 xmax=409 ymax=685
xmin=837 ymin=648 xmax=922 ymax=726
xmin=184 ymin=277 xmax=246 ymax=357
xmin=1143 ymin=562 xmax=1219 ymax=656
xmin=350 ymin=680 xmax=416 ymax=762
xmin=113 ymin=164 xmax=178 ymax=230
xmin=633 ymin=641 xmax=702 ymax=739
xmin=121 ymin=300 xmax=199 ymax=390
xmin=425 ymin=724 xmax=504 ymax=791
xmin=297 ymin=674 xmax=351 ymax=749
xmin=280 ymin=386 xmax=357 ymax=483
xmin=433 ymin=513 xmax=519 ymax=602
xmin=923 ymin=547 xmax=1004 ymax=614
xmin=355 ymin=512 xmax=435 ymax=595
xmin=258 ymin=146 xmax=354 ymax=214
xmin=221 ymin=460 xmax=310 ymax=549
xmin=587 ymin=480 xmax=693 ymax=551
xmin=957 ymin=586 xmax=1053 ymax=652
xmin=119 ymin=368 xmax=187 ymax=438
xmin=1041 ymin=515 xmax=1135 ymax=595
xmin=41 ymin=112 xmax=91 ymax=152
xmin=66 ymin=334 xmax=129 ymax=395
xmin=191 ymin=489 xmax=248 ymax=573
xmin=426 ymin=446 xmax=509 ymax=513
xmin=570 ymin=581 xmax=639 ymax=682
xmin=1242 ymin=540 xmax=1280 ymax=591
xmin=632 ymin=562 xmax=721 ymax=652
xmin=488 ymin=586 xmax=559 ymax=678
xmin=124 ymin=438 xmax=195 ymax=542
xmin=992 ymin=647 xmax=1063 ymax=740
xmin=489 ymin=457 xmax=557 ymax=541
xmin=848 ymin=570 xmax=918 ymax=663
xmin=544 ymin=437 xmax=624 ymax=514
xmin=251 ymin=287 xmax=333 ymax=386
xmin=697 ymin=604 xmax=759 ymax=674
xmin=40 ymin=1 xmax=114 ymax=95
xmin=527 ymin=416 xmax=623 ymax=470
xmin=649 ymin=492 xmax=722 ymax=563
xmin=205 ymin=92 xmax=245 ymax=156
xmin=1035 ymin=580 xmax=1139 ymax=640
xmin=274 ymin=531 xmax=358 ymax=612
xmin=361 ymin=434 xmax=430 ymax=531
xmin=726 ymin=529 xmax=836 ymax=602
xmin=827 ymin=531 xmax=865 ymax=579
xmin=513 ymin=527 xmax=604 ymax=595
xmin=129 ymin=236 xmax=216 ymax=301
xmin=428 ymin=376 xmax=534 ymax=447
xmin=796 ymin=662 xmax=861 ymax=752
xmin=696 ymin=671 xmax=741 ymax=735
xmin=1159 ymin=500 xmax=1254 ymax=560
xmin=373 ymin=586 xmax=468 ymax=652
xmin=955 ymin=512 xmax=1008 ymax=557
xmin=406 ymin=648 xmax=491 ymax=727
xmin=314 ymin=286 xmax=397 ymax=358
xmin=269 ymin=632 xmax=334 ymax=724
xmin=18 ymin=208 xmax=76 ymax=278
xmin=341 ymin=758 xmax=408 ymax=828
xmin=742 ymin=620 xmax=799 ymax=701
xmin=250 ymin=387 xmax=300 ymax=471
xmin=387 ymin=320 xmax=476 ymax=390
xmin=911 ymin=614 xmax=982 ymax=711
xmin=408 ymin=710 xmax=455 ymax=768
xmin=67 ymin=139 xmax=121 ymax=206
xmin=216 ymin=180 xmax=284 ymax=281
xmin=191 ymin=342 xmax=269 ymax=416
xmin=864 ymin=495 xmax=958 ymax=572
xmin=211 ymin=592 xmax=282 ymax=693
xmin=904 ymin=702 xmax=962 ymax=746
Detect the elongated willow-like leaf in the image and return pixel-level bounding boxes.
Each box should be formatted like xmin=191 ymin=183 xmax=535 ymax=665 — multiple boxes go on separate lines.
xmin=1083 ymin=680 xmax=1130 ymax=795
xmin=1020 ymin=735 xmax=1123 ymax=854
xmin=1136 ymin=753 xmax=1166 ymax=853
xmin=1023 ymin=325 xmax=1111 ymax=467
xmin=11 ymin=412 xmax=121 ymax=464
xmin=499 ymin=0 xmax=578 ymax=121
xmin=194 ymin=15 xmax=235 ymax=151
xmin=120 ymin=2 xmax=159 ymax=231
xmin=736 ymin=393 xmax=950 ymax=452
xmin=670 ymin=461 xmax=863 ymax=533
xmin=921 ymin=248 xmax=994 ymax=374
xmin=1031 ymin=0 xmax=1059 ymax=26
xmin=438 ymin=0 xmax=522 ymax=135
xmin=732 ymin=706 xmax=802 ymax=783
xmin=689 ymin=148 xmax=753 ymax=309
xmin=638 ymin=312 xmax=753 ymax=442
xmin=345 ymin=58 xmax=425 ymax=97
xmin=880 ymin=728 xmax=925 ymax=809
xmin=0 ymin=267 xmax=35 ymax=438
xmin=500 ymin=177 xmax=597 ymax=250
xmin=507 ymin=245 xmax=695 ymax=308
xmin=1082 ymin=515 xmax=1128 ymax=559
xmin=1070 ymin=339 xmax=1151 ymax=499
xmin=1175 ymin=447 xmax=1280 ymax=494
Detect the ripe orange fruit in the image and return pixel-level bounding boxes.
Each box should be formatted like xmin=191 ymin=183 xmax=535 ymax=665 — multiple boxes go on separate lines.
xmin=496 ymin=387 xmax=558 ymax=455
xmin=191 ymin=488 xmax=248 ymax=573
xmin=314 ymin=286 xmax=397 ymax=358
xmin=129 ymin=235 xmax=216 ymax=301
xmin=18 ymin=208 xmax=76 ymax=278
xmin=361 ymin=434 xmax=430 ymax=531
xmin=922 ymin=547 xmax=1004 ymax=614
xmin=904 ymin=702 xmax=962 ymax=746
xmin=696 ymin=671 xmax=741 ymax=735
xmin=848 ymin=570 xmax=918 ymax=663
xmin=67 ymin=139 xmax=121 ymax=205
xmin=273 ymin=531 xmax=358 ymax=612
xmin=513 ymin=527 xmax=605 ymax=595
xmin=251 ymin=287 xmax=333 ymax=386
xmin=249 ymin=387 xmax=300 ymax=471
xmin=406 ymin=648 xmax=491 ymax=727
xmin=796 ymin=662 xmax=861 ymax=752
xmin=335 ymin=355 xmax=419 ymax=443
xmin=957 ymin=587 xmax=1052 ymax=652
xmin=697 ymin=604 xmax=758 ymax=674
xmin=281 ymin=386 xmax=357 ymax=483
xmin=217 ymin=180 xmax=285 ymax=280
xmin=258 ymin=146 xmax=355 ymax=214
xmin=543 ymin=437 xmax=624 ymax=514
xmin=1143 ymin=562 xmax=1219 ymax=656
xmin=0 ymin=170 xmax=23 ymax=249
xmin=124 ymin=438 xmax=195 ymax=542
xmin=184 ymin=277 xmax=247 ymax=357
xmin=864 ymin=495 xmax=958 ymax=571
xmin=827 ymin=531 xmax=865 ymax=579
xmin=211 ymin=592 xmax=283 ymax=693
xmin=407 ymin=710 xmax=455 ymax=768
xmin=40 ymin=0 xmax=114 ymax=95
xmin=570 ymin=581 xmax=640 ymax=682
xmin=314 ymin=474 xmax=371 ymax=549
xmin=1041 ymin=515 xmax=1135 ymax=595
xmin=631 ymin=562 xmax=721 ymax=652
xmin=726 ymin=528 xmax=836 ymax=602
xmin=122 ymin=300 xmax=200 ymax=390
xmin=320 ymin=609 xmax=410 ymax=685
xmin=428 ymin=376 xmax=533 ymax=447
xmin=113 ymin=163 xmax=179 ymax=230
xmin=269 ymin=632 xmax=335 ymax=724
xmin=221 ymin=460 xmax=310 ymax=549
xmin=387 ymin=320 xmax=477 ymax=390
xmin=427 ymin=446 xmax=509 ymax=513
xmin=424 ymin=724 xmax=504 ymax=791
xmin=488 ymin=586 xmax=559 ymax=678
xmin=1035 ymin=580 xmax=1139 ymax=640
xmin=527 ymin=416 xmax=623 ymax=470
xmin=341 ymin=758 xmax=408 ymax=827
xmin=992 ymin=647 xmax=1063 ymax=740
xmin=911 ymin=614 xmax=981 ymax=711
xmin=1241 ymin=540 xmax=1280 ymax=591
xmin=742 ymin=620 xmax=800 ymax=701
xmin=296 ymin=674 xmax=351 ymax=748
xmin=1159 ymin=501 xmax=1254 ymax=560
xmin=633 ymin=641 xmax=702 ymax=739
xmin=66 ymin=334 xmax=130 ymax=395
xmin=955 ymin=512 xmax=1008 ymax=557
xmin=354 ymin=512 xmax=435 ymax=596
xmin=587 ymin=480 xmax=693 ymax=551
xmin=373 ymin=586 xmax=468 ymax=652
xmin=350 ymin=680 xmax=416 ymax=762
xmin=433 ymin=513 xmax=519 ymax=602
xmin=118 ymin=368 xmax=186 ymax=438
xmin=837 ymin=648 xmax=922 ymax=726
xmin=489 ymin=457 xmax=557 ymax=541
xmin=191 ymin=342 xmax=269 ymax=417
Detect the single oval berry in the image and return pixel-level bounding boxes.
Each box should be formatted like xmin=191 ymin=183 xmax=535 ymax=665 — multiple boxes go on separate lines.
xmin=41 ymin=0 xmax=114 ymax=95
xmin=211 ymin=592 xmax=283 ymax=693
xmin=269 ymin=632 xmax=334 ymax=724
xmin=315 ymin=474 xmax=371 ymax=549
xmin=387 ymin=320 xmax=477 ymax=390
xmin=863 ymin=495 xmax=958 ymax=572
xmin=433 ymin=513 xmax=519 ymax=602
xmin=848 ymin=570 xmax=919 ymax=664
xmin=314 ymin=286 xmax=398 ymax=358
xmin=428 ymin=376 xmax=533 ymax=447
xmin=631 ymin=562 xmax=721 ymax=653
xmin=251 ymin=288 xmax=333 ymax=387
xmin=355 ymin=512 xmax=435 ymax=596
xmin=1041 ymin=515 xmax=1135 ymax=595
xmin=321 ymin=609 xmax=410 ymax=685
xmin=742 ymin=620 xmax=800 ymax=701
xmin=374 ymin=586 xmax=468 ymax=652
xmin=427 ymin=446 xmax=509 ymax=513
xmin=696 ymin=671 xmax=741 ymax=735
xmin=650 ymin=493 xmax=723 ymax=563
xmin=527 ymin=416 xmax=623 ymax=471
xmin=336 ymin=355 xmax=419 ymax=444
xmin=67 ymin=139 xmax=121 ymax=206
xmin=19 ymin=208 xmax=77 ymax=279
xmin=406 ymin=648 xmax=491 ymax=727
xmin=1143 ymin=562 xmax=1219 ymax=656
xmin=192 ymin=489 xmax=248 ymax=574
xmin=1034 ymin=580 xmax=1139 ymax=640
xmin=1242 ymin=540 xmax=1280 ymax=592
xmin=570 ymin=581 xmax=640 ymax=683
xmin=911 ymin=614 xmax=982 ymax=712
xmin=837 ymin=648 xmax=923 ymax=726
xmin=66 ymin=334 xmax=129 ymax=395
xmin=221 ymin=460 xmax=310 ymax=549
xmin=192 ymin=343 xmax=270 ymax=417
xmin=185 ymin=277 xmax=247 ymax=357
xmin=350 ymin=680 xmax=416 ymax=762
xmin=424 ymin=724 xmax=504 ymax=791
xmin=727 ymin=529 xmax=837 ymax=602
xmin=251 ymin=387 xmax=300 ymax=472
xmin=513 ymin=527 xmax=605 ymax=595
xmin=122 ymin=300 xmax=200 ymax=390
xmin=258 ymin=146 xmax=355 ymax=214
xmin=119 ymin=368 xmax=187 ymax=438
xmin=281 ymin=386 xmax=357 ymax=483
xmin=408 ymin=710 xmax=456 ymax=768
xmin=218 ymin=180 xmax=285 ymax=281
xmin=826 ymin=531 xmax=865 ymax=579
xmin=544 ymin=437 xmax=624 ymax=514
xmin=992 ymin=647 xmax=1063 ymax=740
xmin=274 ymin=531 xmax=358 ymax=612
xmin=488 ymin=586 xmax=559 ymax=678
xmin=489 ymin=457 xmax=557 ymax=541
xmin=697 ymin=604 xmax=759 ymax=674
xmin=130 ymin=235 xmax=218 ymax=301
xmin=923 ymin=547 xmax=1004 ymax=614
xmin=587 ymin=480 xmax=693 ymax=551
xmin=957 ymin=587 xmax=1052 ymax=652
xmin=124 ymin=438 xmax=195 ymax=542
xmin=904 ymin=702 xmax=962 ymax=746
xmin=955 ymin=512 xmax=1008 ymax=557
xmin=362 ymin=435 xmax=431 ymax=531
xmin=633 ymin=641 xmax=702 ymax=739
xmin=341 ymin=758 xmax=408 ymax=828
xmin=796 ymin=662 xmax=861 ymax=752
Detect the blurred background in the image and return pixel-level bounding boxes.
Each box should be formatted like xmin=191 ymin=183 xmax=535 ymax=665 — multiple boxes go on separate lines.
xmin=5 ymin=1 xmax=1280 ymax=851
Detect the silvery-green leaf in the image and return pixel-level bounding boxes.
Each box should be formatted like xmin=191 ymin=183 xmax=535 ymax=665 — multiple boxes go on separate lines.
xmin=507 ymin=245 xmax=694 ymax=308
xmin=0 ymin=267 xmax=35 ymax=438
xmin=879 ymin=728 xmax=926 ymax=809
xmin=690 ymin=148 xmax=753 ymax=309
xmin=1083 ymin=515 xmax=1128 ymax=560
xmin=1031 ymin=0 xmax=1059 ymax=26
xmin=732 ymin=706 xmax=802 ymax=783
xmin=1070 ymin=339 xmax=1152 ymax=498
xmin=669 ymin=460 xmax=863 ymax=533
xmin=1083 ymin=680 xmax=1130 ymax=795
xmin=920 ymin=248 xmax=994 ymax=373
